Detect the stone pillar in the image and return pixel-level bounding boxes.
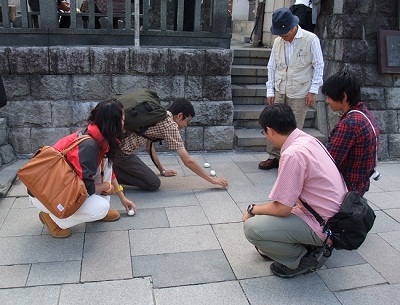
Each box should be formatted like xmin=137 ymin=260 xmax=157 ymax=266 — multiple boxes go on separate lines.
xmin=319 ymin=0 xmax=399 ymax=159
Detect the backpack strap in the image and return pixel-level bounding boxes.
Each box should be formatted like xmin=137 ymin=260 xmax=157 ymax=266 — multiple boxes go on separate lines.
xmin=61 ymin=135 xmax=92 ymax=156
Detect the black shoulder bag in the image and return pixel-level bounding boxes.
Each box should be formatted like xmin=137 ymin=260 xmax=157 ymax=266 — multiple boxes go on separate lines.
xmin=301 ymin=139 xmax=376 ymax=250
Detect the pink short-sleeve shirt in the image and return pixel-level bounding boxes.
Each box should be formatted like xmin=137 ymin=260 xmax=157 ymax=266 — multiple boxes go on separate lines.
xmin=269 ymin=129 xmax=348 ymax=240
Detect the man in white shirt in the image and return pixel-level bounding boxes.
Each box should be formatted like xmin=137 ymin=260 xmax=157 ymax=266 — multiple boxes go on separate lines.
xmin=258 ymin=7 xmax=324 ymax=170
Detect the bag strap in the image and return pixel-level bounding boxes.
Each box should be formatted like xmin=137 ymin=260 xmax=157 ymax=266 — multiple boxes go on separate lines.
xmin=347 ymin=110 xmax=378 ymax=170
xmin=61 ymin=135 xmax=92 ymax=156
xmin=300 ymin=198 xmax=325 ymax=226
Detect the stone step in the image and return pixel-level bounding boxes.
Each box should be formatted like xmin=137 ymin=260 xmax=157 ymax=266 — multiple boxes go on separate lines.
xmin=231 ymin=65 xmax=267 ymax=76
xmin=232 ymin=96 xmax=265 ymax=105
xmin=231 ymin=84 xmax=266 ymax=99
xmin=234 ymin=128 xmax=326 ymax=151
xmin=233 ymin=105 xmax=316 ymax=128
xmin=231 ymin=48 xmax=271 ymax=66
xmin=234 ymin=105 xmax=316 ymax=119
xmin=231 ymin=65 xmax=267 ymax=85
xmin=233 ymin=119 xmax=315 ymax=129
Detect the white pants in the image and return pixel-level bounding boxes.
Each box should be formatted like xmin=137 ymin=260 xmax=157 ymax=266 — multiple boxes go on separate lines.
xmin=30 ymin=159 xmax=113 ymax=229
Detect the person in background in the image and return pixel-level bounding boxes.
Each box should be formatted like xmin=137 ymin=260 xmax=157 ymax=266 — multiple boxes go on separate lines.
xmin=28 ymin=0 xmax=71 ymax=28
xmin=290 ymin=0 xmax=322 ymax=33
xmin=258 ymin=7 xmax=324 ymax=170
xmin=323 ymin=70 xmax=380 ymax=196
xmin=243 ymin=104 xmax=347 ymax=279
xmin=29 ymin=99 xmax=137 ymax=238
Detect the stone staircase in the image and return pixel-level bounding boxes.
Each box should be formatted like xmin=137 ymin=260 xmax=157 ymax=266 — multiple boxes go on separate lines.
xmin=231 ymin=44 xmax=326 ymax=151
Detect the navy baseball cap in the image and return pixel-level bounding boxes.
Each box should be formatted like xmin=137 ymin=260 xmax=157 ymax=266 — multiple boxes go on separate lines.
xmin=270 ymin=8 xmax=299 ymax=35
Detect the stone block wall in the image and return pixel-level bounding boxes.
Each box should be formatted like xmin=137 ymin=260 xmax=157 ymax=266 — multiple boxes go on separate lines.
xmin=0 ymin=46 xmax=234 ymax=156
xmin=319 ymin=0 xmax=400 ymax=159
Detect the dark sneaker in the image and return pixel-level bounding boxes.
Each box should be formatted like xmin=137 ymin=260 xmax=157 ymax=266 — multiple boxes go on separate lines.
xmin=258 ymin=158 xmax=279 ymax=170
xmin=270 ymin=255 xmax=319 ymax=279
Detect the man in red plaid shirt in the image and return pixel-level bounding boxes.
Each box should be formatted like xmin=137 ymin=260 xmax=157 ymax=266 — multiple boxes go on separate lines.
xmin=322 ymin=71 xmax=379 ymax=196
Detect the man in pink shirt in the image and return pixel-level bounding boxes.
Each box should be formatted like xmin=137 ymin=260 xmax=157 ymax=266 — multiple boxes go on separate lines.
xmin=243 ymin=104 xmax=347 ymax=278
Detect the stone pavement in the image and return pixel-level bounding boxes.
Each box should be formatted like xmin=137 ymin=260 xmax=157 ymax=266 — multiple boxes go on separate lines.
xmin=0 ymin=152 xmax=400 ymax=305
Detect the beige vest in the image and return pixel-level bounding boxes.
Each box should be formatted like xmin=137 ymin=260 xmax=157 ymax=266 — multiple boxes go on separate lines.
xmin=273 ymin=29 xmax=315 ymax=98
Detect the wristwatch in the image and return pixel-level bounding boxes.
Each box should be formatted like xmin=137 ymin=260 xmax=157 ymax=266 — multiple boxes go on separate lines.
xmin=247 ymin=204 xmax=255 ymax=215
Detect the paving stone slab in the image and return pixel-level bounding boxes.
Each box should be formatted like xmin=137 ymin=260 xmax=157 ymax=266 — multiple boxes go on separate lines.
xmin=235 ymin=160 xmax=268 ymax=173
xmin=123 ymin=190 xmax=200 ymax=209
xmin=317 ymin=264 xmax=387 ymax=291
xmin=132 ymin=250 xmax=236 ymax=288
xmin=194 ymin=190 xmax=243 ymax=224
xmin=324 ymin=249 xmax=366 ymax=268
xmin=365 ymin=191 xmax=400 ymax=209
xmin=369 ymin=210 xmax=400 ymax=233
xmin=0 ymin=197 xmax=14 ymax=210
xmin=0 ymin=207 xmax=42 ymax=237
xmin=0 ymin=264 xmax=30 ymax=288
xmin=159 ymin=175 xmax=218 ymax=191
xmin=384 ymin=208 xmax=400 ymax=222
xmin=9 ymin=196 xmax=31 ymax=209
xmin=154 ymin=281 xmax=249 ymax=305
xmin=379 ymin=231 xmax=400 ymax=252
xmin=230 ymin=154 xmax=260 ymax=162
xmin=357 ymin=233 xmax=400 ymax=284
xmin=0 ymin=234 xmax=84 ymax=265
xmin=199 ymin=152 xmax=237 ymax=163
xmin=245 ymin=171 xmax=279 ymax=187
xmin=7 ymin=178 xmax=29 ymax=198
xmin=0 ymin=160 xmax=27 ymax=197
xmin=335 ymin=283 xmax=400 ymax=305
xmin=130 ymin=225 xmax=220 ymax=256
xmin=207 ymin=162 xmax=254 ymax=189
xmin=81 ymin=231 xmax=132 ymax=282
xmin=227 ymin=186 xmax=269 ymax=202
xmin=240 ymin=275 xmax=341 ymax=305
xmin=0 ymin=285 xmax=60 ymax=305
xmin=59 ymin=278 xmax=153 ymax=305
xmin=27 ymin=261 xmax=81 ymax=286
xmin=86 ymin=207 xmax=170 ymax=232
xmin=165 ymin=205 xmax=209 ymax=226
xmin=213 ymin=222 xmax=272 ymax=279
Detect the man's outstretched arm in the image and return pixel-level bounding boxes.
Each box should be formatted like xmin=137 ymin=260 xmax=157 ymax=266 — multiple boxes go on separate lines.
xmin=176 ymin=148 xmax=228 ymax=188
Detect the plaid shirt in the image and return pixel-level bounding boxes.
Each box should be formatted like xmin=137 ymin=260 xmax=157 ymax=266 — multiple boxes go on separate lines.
xmin=121 ymin=111 xmax=185 ymax=154
xmin=326 ymin=102 xmax=379 ymax=196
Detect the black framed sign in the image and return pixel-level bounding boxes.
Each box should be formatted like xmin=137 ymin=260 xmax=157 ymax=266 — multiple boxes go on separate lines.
xmin=378 ymin=30 xmax=400 ymax=74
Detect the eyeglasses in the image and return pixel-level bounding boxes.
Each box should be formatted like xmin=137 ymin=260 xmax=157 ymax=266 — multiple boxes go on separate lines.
xmin=183 ymin=115 xmax=191 ymax=123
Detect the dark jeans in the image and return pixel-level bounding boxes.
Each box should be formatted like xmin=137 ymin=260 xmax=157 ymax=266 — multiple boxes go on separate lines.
xmin=113 ymin=149 xmax=161 ymax=192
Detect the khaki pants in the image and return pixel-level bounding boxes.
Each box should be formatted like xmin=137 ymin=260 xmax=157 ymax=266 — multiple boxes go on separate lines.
xmin=266 ymin=91 xmax=308 ymax=159
xmin=243 ymin=214 xmax=323 ymax=269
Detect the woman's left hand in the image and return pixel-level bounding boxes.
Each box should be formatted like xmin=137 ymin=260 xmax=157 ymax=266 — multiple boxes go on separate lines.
xmin=121 ymin=197 xmax=137 ymax=214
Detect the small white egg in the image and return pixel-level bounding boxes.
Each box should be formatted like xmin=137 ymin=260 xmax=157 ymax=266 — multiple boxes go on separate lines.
xmin=204 ymin=162 xmax=211 ymax=168
xmin=210 ymin=170 xmax=216 ymax=176
xmin=128 ymin=209 xmax=135 ymax=216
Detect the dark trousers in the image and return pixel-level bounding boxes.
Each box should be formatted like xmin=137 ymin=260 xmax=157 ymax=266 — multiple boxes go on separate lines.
xmin=113 ymin=149 xmax=161 ymax=192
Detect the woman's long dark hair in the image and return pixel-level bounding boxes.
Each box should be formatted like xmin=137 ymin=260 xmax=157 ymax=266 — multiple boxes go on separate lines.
xmin=88 ymin=99 xmax=124 ymax=161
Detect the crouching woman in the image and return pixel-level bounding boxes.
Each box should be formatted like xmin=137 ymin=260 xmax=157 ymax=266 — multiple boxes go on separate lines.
xmin=29 ymin=99 xmax=137 ymax=238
